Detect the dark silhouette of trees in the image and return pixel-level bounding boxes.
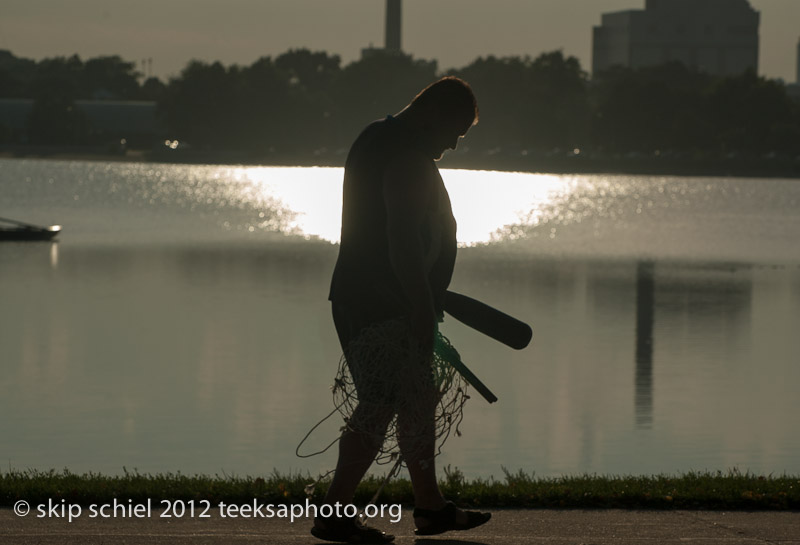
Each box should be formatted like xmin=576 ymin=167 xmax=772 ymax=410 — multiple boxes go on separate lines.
xmin=592 ymin=63 xmax=800 ymax=156
xmin=528 ymin=51 xmax=591 ymax=151
xmin=239 ymin=58 xmax=295 ymax=152
xmin=1 ymin=51 xmax=141 ymax=146
xmin=82 ymin=55 xmax=141 ymax=99
xmin=451 ymin=51 xmax=590 ymax=153
xmin=705 ymin=70 xmax=799 ymax=154
xmin=156 ymin=49 xmax=437 ymax=154
xmin=158 ymin=60 xmax=236 ymax=149
xmin=330 ymin=50 xmax=437 ymax=146
xmin=26 ymin=56 xmax=89 ymax=145
xmin=0 ymin=49 xmax=37 ymax=97
xmin=591 ymin=62 xmax=711 ymax=153
xmin=157 ymin=51 xmax=342 ymax=153
xmin=1 ymin=48 xmax=798 ymax=161
xmin=140 ymin=77 xmax=167 ymax=101
xmin=0 ymin=51 xmax=141 ymax=100
xmin=275 ymin=49 xmax=341 ymax=151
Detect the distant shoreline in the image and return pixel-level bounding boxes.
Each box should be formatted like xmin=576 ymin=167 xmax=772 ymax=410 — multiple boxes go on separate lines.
xmin=2 ymin=148 xmax=799 ymax=179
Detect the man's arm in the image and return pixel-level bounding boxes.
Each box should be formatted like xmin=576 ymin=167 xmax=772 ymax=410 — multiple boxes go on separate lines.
xmin=383 ymin=152 xmax=437 ymax=354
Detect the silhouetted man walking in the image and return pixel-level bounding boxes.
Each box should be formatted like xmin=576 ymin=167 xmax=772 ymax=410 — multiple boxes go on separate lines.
xmin=312 ymin=77 xmax=490 ymax=544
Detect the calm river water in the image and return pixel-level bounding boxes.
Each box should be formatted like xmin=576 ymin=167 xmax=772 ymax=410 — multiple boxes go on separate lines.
xmin=1 ymin=158 xmax=799 ymax=479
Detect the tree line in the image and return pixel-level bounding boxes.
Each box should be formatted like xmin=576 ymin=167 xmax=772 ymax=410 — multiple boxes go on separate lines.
xmin=1 ymin=48 xmax=798 ymax=158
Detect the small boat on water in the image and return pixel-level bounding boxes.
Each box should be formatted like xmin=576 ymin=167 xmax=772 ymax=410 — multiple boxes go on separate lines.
xmin=0 ymin=217 xmax=61 ymax=241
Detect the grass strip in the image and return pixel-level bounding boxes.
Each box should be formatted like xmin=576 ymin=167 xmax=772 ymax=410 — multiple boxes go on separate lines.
xmin=1 ymin=467 xmax=798 ymax=510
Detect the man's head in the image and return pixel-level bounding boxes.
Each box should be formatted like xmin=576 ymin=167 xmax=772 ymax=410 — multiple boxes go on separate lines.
xmin=404 ymin=76 xmax=478 ymax=159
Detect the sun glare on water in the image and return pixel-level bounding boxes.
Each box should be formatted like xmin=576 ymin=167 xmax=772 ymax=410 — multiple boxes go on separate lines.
xmin=238 ymin=166 xmax=563 ymax=245
xmin=233 ymin=166 xmax=345 ymax=242
xmin=441 ymin=169 xmax=564 ymax=246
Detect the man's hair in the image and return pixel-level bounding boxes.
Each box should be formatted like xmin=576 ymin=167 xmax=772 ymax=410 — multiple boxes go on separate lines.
xmin=409 ymin=76 xmax=479 ymax=130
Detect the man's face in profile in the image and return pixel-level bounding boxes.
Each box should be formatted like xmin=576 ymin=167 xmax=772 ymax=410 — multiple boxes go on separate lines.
xmin=431 ymin=120 xmax=471 ymax=161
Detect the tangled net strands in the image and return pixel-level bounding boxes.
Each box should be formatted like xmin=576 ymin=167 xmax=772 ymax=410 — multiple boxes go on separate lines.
xmin=297 ymin=320 xmax=471 ymax=499
xmin=333 ymin=320 xmax=470 ymax=467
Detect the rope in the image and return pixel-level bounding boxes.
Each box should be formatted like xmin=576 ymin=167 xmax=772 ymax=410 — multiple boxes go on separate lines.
xmin=297 ymin=320 xmax=470 ymax=504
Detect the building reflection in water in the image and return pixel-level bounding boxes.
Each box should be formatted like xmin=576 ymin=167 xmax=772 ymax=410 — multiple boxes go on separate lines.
xmin=635 ymin=260 xmax=655 ymax=429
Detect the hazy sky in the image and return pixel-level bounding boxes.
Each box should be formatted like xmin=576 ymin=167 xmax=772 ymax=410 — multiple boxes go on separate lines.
xmin=2 ymin=0 xmax=799 ymax=82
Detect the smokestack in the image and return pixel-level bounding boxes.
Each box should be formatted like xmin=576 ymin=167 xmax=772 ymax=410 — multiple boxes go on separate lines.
xmin=385 ymin=0 xmax=401 ymax=52
xmin=797 ymin=37 xmax=800 ymax=84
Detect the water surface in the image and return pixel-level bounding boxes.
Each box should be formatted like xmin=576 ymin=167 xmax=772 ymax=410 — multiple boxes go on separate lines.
xmin=2 ymin=159 xmax=799 ymax=478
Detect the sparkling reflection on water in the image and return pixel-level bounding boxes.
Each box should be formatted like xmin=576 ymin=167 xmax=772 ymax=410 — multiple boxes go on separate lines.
xmin=1 ymin=159 xmax=799 ymax=478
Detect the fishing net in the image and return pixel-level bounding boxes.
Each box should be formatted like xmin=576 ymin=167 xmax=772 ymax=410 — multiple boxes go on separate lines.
xmin=332 ymin=319 xmax=470 ymax=467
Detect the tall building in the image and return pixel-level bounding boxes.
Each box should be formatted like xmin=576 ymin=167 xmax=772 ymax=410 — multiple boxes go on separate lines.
xmin=385 ymin=0 xmax=402 ymax=52
xmin=361 ymin=0 xmax=402 ymax=59
xmin=592 ymin=0 xmax=759 ymax=76
xmin=796 ymin=37 xmax=800 ymax=84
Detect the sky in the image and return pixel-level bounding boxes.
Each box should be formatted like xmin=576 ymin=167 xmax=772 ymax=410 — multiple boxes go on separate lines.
xmin=2 ymin=0 xmax=799 ymax=83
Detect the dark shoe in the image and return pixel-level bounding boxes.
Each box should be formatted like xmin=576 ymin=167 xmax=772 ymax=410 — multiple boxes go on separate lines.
xmin=310 ymin=515 xmax=395 ymax=544
xmin=413 ymin=501 xmax=491 ymax=536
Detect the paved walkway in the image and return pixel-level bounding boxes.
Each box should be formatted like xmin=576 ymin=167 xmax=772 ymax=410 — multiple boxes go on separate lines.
xmin=2 ymin=508 xmax=798 ymax=544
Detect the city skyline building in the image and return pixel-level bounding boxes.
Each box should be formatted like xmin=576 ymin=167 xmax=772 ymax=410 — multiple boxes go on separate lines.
xmin=385 ymin=0 xmax=402 ymax=52
xmin=592 ymin=0 xmax=760 ymax=76
xmin=361 ymin=0 xmax=402 ymax=59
